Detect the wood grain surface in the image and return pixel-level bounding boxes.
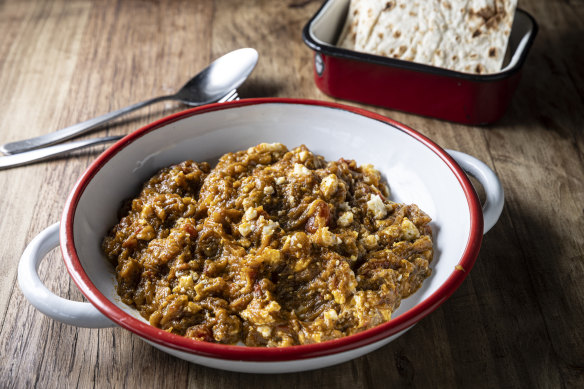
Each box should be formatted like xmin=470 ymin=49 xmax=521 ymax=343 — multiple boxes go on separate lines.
xmin=1 ymin=0 xmax=583 ymax=387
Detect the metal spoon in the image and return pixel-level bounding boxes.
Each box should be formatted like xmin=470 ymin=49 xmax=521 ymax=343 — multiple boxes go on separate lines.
xmin=0 ymin=90 xmax=240 ymax=170
xmin=0 ymin=48 xmax=258 ymax=155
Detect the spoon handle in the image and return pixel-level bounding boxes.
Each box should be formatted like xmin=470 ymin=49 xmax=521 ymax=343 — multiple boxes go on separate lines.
xmin=0 ymin=136 xmax=123 ymax=170
xmin=0 ymin=95 xmax=172 ymax=155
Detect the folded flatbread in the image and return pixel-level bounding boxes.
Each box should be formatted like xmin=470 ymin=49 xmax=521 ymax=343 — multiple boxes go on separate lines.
xmin=337 ymin=0 xmax=517 ymax=74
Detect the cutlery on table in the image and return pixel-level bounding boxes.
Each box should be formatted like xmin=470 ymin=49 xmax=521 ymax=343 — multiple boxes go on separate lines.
xmin=0 ymin=48 xmax=258 ymax=156
xmin=0 ymin=90 xmax=241 ymax=170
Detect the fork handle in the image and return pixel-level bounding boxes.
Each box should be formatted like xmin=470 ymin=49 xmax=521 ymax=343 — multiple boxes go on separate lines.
xmin=0 ymin=136 xmax=123 ymax=170
xmin=0 ymin=95 xmax=172 ymax=155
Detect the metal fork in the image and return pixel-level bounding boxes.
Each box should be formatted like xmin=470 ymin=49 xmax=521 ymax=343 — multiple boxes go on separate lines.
xmin=0 ymin=90 xmax=239 ymax=170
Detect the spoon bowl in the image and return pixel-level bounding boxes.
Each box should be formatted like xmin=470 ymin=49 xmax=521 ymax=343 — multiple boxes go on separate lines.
xmin=175 ymin=48 xmax=258 ymax=106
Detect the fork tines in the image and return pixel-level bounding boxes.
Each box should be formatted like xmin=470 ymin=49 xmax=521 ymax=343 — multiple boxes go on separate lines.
xmin=219 ymin=89 xmax=239 ymax=103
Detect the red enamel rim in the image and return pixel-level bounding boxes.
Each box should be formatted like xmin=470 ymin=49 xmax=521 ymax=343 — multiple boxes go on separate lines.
xmin=61 ymin=98 xmax=483 ymax=362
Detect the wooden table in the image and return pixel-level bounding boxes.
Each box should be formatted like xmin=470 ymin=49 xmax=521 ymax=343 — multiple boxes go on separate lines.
xmin=1 ymin=0 xmax=582 ymax=387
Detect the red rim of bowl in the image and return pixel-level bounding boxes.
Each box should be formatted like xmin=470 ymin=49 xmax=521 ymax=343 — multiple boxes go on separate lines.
xmin=60 ymin=98 xmax=483 ymax=362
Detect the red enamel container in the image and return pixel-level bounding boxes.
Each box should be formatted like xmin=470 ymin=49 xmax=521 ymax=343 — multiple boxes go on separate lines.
xmin=302 ymin=0 xmax=538 ymax=125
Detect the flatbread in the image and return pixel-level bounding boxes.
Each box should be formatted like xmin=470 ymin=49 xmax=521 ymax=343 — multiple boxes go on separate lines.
xmin=338 ymin=0 xmax=387 ymax=50
xmin=337 ymin=0 xmax=517 ymax=74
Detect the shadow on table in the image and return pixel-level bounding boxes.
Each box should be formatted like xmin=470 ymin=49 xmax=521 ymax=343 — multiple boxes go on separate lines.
xmin=499 ymin=28 xmax=584 ymax=130
xmin=238 ymin=80 xmax=285 ymax=99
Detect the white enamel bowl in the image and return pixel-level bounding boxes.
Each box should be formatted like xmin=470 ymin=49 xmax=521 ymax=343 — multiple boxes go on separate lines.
xmin=18 ymin=99 xmax=504 ymax=373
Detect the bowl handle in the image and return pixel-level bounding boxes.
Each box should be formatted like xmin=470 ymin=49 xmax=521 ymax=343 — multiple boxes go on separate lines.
xmin=446 ymin=150 xmax=505 ymax=234
xmin=17 ymin=222 xmax=116 ymax=328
